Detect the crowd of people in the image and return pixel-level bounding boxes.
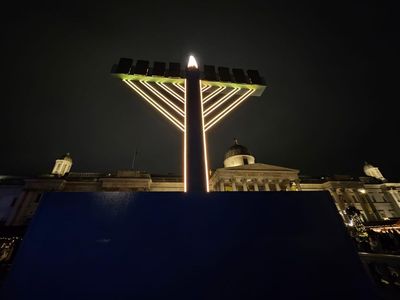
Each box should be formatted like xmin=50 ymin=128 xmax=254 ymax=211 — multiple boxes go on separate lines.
xmin=347 ymin=226 xmax=400 ymax=292
xmin=353 ymin=228 xmax=400 ymax=254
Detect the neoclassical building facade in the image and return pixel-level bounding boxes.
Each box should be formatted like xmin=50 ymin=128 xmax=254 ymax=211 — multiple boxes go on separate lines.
xmin=1 ymin=142 xmax=400 ymax=227
xmin=209 ymin=140 xmax=301 ymax=192
xmin=209 ymin=141 xmax=400 ymax=224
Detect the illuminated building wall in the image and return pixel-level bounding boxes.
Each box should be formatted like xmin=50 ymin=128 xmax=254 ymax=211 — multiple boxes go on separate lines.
xmin=1 ymin=147 xmax=400 ymax=226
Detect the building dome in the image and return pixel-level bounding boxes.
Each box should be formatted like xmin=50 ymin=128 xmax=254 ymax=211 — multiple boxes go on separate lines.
xmin=363 ymin=162 xmax=374 ymax=174
xmin=363 ymin=161 xmax=386 ymax=182
xmin=224 ymin=139 xmax=255 ymax=168
xmin=224 ymin=140 xmax=251 ymax=160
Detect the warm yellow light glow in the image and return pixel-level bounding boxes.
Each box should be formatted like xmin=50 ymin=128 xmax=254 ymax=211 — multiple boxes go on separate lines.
xmin=187 ymin=55 xmax=198 ymax=69
xmin=203 ymin=88 xmax=240 ymax=117
xmin=202 ymin=86 xmax=226 ymax=104
xmin=201 ymin=85 xmax=211 ymax=93
xmin=183 ymin=79 xmax=187 ymax=192
xmin=141 ymin=81 xmax=184 ymax=116
xmin=124 ymin=80 xmax=184 ymax=131
xmin=205 ymin=89 xmax=255 ymax=131
xmin=156 ymin=82 xmax=184 ymax=103
xmin=200 ymin=80 xmax=210 ymax=192
xmin=173 ymin=83 xmax=185 ymax=92
xmin=358 ymin=188 xmax=367 ymax=194
xmin=125 ymin=80 xmax=184 ymax=130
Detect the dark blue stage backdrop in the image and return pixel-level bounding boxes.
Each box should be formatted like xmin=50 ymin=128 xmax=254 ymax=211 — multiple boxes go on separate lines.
xmin=1 ymin=192 xmax=378 ymax=299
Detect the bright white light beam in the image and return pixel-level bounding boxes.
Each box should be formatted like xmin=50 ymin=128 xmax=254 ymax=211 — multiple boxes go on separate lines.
xmin=173 ymin=82 xmax=185 ymax=92
xmin=199 ymin=80 xmax=210 ymax=192
xmin=124 ymin=80 xmax=184 ymax=131
xmin=201 ymin=85 xmax=211 ymax=93
xmin=156 ymin=82 xmax=185 ymax=103
xmin=183 ymin=79 xmax=187 ymax=192
xmin=204 ymin=89 xmax=255 ymax=132
xmin=202 ymin=86 xmax=226 ymax=104
xmin=203 ymin=88 xmax=240 ymax=117
xmin=141 ymin=81 xmax=184 ymax=116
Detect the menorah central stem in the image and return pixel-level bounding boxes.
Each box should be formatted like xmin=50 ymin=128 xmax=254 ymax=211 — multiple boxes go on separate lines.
xmin=185 ymin=68 xmax=209 ymax=192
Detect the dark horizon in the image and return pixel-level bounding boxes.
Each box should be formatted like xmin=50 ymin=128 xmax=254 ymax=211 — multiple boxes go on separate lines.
xmin=1 ymin=1 xmax=399 ymax=180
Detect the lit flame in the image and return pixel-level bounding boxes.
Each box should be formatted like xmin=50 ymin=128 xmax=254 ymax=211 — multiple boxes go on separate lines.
xmin=187 ymin=55 xmax=198 ymax=69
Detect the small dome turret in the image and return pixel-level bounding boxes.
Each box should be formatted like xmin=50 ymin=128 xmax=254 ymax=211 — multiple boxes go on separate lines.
xmin=224 ymin=138 xmax=255 ymax=168
xmin=51 ymin=153 xmax=73 ymax=176
xmin=363 ymin=161 xmax=386 ymax=182
xmin=224 ymin=139 xmax=251 ymax=159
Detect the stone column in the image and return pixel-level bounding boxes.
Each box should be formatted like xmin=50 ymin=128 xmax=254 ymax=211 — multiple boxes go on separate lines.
xmin=231 ymin=179 xmax=237 ymax=191
xmin=254 ymin=180 xmax=259 ymax=191
xmin=353 ymin=189 xmax=380 ymax=221
xmin=219 ymin=180 xmax=225 ymax=192
xmin=341 ymin=188 xmax=355 ymax=205
xmin=332 ymin=189 xmax=346 ymax=211
xmin=335 ymin=188 xmax=346 ymax=205
xmin=242 ymin=179 xmax=248 ymax=191
xmin=275 ymin=180 xmax=281 ymax=191
xmin=264 ymin=180 xmax=271 ymax=191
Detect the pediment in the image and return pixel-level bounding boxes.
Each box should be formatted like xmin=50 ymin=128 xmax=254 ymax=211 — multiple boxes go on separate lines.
xmin=222 ymin=163 xmax=299 ymax=173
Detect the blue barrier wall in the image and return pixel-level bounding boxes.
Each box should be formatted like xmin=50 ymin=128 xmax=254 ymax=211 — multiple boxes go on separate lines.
xmin=1 ymin=192 xmax=378 ymax=299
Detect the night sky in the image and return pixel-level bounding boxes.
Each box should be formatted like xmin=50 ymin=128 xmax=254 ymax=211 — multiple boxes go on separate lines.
xmin=1 ymin=1 xmax=399 ymax=180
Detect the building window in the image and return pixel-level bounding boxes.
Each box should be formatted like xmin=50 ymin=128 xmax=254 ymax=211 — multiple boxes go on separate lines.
xmin=243 ymin=158 xmax=248 ymax=165
xmin=236 ymin=185 xmax=244 ymax=191
xmin=258 ymin=185 xmax=265 ymax=192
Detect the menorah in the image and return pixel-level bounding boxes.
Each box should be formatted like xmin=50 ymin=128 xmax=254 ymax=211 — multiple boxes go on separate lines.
xmin=111 ymin=56 xmax=266 ymax=192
